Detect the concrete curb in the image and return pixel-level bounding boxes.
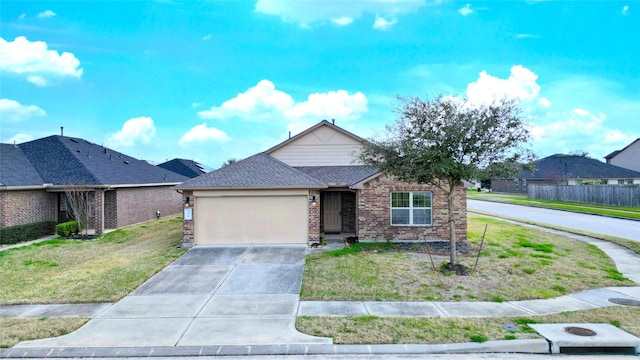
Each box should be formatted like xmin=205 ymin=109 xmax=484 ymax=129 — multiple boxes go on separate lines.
xmin=0 ymin=339 xmax=550 ymax=358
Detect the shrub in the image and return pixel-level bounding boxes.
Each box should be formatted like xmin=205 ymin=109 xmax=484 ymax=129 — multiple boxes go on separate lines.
xmin=0 ymin=221 xmax=56 ymax=246
xmin=55 ymin=221 xmax=82 ymax=238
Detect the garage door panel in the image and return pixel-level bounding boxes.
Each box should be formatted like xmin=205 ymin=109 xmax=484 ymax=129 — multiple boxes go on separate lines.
xmin=195 ymin=195 xmax=308 ymax=245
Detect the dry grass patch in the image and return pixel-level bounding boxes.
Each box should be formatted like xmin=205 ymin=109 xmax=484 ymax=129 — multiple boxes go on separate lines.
xmin=301 ymin=215 xmax=635 ymax=302
xmin=0 ymin=216 xmax=185 ymax=304
xmin=296 ymin=306 xmax=640 ymax=344
xmin=0 ymin=317 xmax=88 ymax=348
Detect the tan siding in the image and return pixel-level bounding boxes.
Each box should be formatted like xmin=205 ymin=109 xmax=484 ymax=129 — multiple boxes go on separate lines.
xmin=610 ymin=140 xmax=640 ymax=172
xmin=269 ymin=125 xmax=363 ymax=166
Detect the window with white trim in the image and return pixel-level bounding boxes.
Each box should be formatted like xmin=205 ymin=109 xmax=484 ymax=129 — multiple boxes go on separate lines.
xmin=391 ymin=191 xmax=432 ymax=225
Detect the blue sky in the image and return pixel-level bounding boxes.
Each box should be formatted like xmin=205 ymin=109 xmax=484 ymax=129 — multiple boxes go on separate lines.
xmin=1 ymin=1 xmax=638 ymax=169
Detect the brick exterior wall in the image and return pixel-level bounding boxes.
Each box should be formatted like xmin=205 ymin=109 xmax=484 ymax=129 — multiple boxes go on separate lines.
xmin=104 ymin=190 xmax=118 ymax=229
xmin=308 ymin=190 xmax=320 ymax=243
xmin=357 ymin=174 xmax=467 ymax=242
xmin=182 ymin=191 xmax=194 ymax=246
xmin=113 ymin=186 xmax=182 ymax=228
xmin=341 ymin=191 xmax=356 ymax=233
xmin=0 ymin=190 xmax=57 ymax=227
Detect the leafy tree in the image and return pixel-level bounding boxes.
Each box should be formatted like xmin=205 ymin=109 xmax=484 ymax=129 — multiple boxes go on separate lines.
xmin=359 ymin=95 xmax=535 ymax=266
xmin=221 ymin=158 xmax=237 ymax=167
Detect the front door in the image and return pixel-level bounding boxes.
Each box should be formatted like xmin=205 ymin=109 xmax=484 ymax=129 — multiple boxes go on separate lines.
xmin=323 ymin=192 xmax=342 ymax=233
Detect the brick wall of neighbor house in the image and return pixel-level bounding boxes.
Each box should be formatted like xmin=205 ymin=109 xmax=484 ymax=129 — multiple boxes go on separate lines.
xmin=0 ymin=190 xmax=57 ymax=227
xmin=357 ymin=174 xmax=467 ymax=242
xmin=182 ymin=191 xmax=194 ymax=246
xmin=104 ymin=190 xmax=118 ymax=229
xmin=308 ymin=190 xmax=320 ymax=242
xmin=114 ymin=186 xmax=182 ymax=228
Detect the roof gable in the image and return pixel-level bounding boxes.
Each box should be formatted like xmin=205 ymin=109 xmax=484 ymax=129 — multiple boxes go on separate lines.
xmin=265 ymin=120 xmax=364 ymax=166
xmin=176 ymin=153 xmax=327 ymax=190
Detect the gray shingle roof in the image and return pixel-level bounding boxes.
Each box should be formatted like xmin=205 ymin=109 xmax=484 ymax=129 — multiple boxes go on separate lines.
xmin=518 ymin=154 xmax=640 ymax=179
xmin=158 ymin=158 xmax=206 ymax=178
xmin=295 ymin=166 xmax=379 ymax=186
xmin=0 ymin=144 xmax=44 ymax=186
xmin=176 ymin=153 xmax=327 ymax=190
xmin=1 ymin=135 xmax=188 ymax=187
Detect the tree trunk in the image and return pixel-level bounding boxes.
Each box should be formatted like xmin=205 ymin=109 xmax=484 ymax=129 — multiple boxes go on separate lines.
xmin=447 ymin=189 xmax=457 ymax=265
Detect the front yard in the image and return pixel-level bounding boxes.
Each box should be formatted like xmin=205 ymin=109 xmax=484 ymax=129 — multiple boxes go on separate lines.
xmin=297 ymin=214 xmax=640 ymax=344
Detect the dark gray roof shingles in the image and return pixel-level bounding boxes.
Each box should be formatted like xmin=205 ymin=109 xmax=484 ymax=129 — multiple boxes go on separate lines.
xmin=158 ymin=158 xmax=206 ymax=178
xmin=295 ymin=166 xmax=379 ymax=186
xmin=176 ymin=153 xmax=327 ymax=189
xmin=2 ymin=135 xmax=187 ymax=187
xmin=0 ymin=144 xmax=45 ymax=186
xmin=518 ymin=154 xmax=640 ymax=179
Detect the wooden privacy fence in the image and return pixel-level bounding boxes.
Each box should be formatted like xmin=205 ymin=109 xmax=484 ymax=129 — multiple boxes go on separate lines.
xmin=528 ymin=184 xmax=640 ymax=207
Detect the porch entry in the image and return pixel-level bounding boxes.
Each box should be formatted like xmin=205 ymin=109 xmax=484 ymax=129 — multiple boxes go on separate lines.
xmin=323 ymin=192 xmax=342 ymax=233
xmin=321 ymin=191 xmax=356 ymax=235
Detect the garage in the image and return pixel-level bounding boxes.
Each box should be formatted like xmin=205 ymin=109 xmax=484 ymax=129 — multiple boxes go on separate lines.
xmin=193 ymin=190 xmax=309 ymax=245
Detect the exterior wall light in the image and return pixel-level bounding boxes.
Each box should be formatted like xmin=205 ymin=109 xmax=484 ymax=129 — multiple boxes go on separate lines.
xmin=310 ymin=195 xmax=317 ymax=205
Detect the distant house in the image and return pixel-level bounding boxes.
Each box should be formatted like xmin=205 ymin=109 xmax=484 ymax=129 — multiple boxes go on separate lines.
xmin=491 ymin=154 xmax=640 ymax=194
xmin=605 ymin=138 xmax=640 ymax=173
xmin=158 ymin=158 xmax=206 ymax=178
xmin=0 ymin=136 xmax=187 ymax=232
xmin=176 ymin=120 xmax=467 ymax=247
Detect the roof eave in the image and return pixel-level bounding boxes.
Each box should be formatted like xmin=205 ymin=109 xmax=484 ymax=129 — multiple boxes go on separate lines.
xmin=264 ymin=120 xmax=365 ymax=155
xmin=175 ymin=185 xmax=329 ymax=191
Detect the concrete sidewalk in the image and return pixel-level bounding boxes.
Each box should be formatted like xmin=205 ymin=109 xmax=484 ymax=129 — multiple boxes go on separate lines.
xmin=12 ymin=245 xmax=331 ymax=348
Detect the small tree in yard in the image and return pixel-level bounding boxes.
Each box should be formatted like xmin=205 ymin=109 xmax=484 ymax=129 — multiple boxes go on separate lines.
xmin=359 ymin=95 xmax=535 ymax=270
xmin=63 ymin=185 xmax=95 ymax=239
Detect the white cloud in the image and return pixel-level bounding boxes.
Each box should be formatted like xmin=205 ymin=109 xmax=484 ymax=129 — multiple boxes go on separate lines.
xmin=198 ymin=79 xmax=368 ymax=135
xmin=179 ymin=123 xmax=231 ymax=147
xmin=331 ymin=17 xmax=354 ymax=26
xmin=255 ymin=0 xmax=425 ymax=29
xmin=7 ymin=133 xmax=34 ymax=144
xmin=0 ymin=36 xmax=82 ymax=86
xmin=373 ymin=15 xmax=397 ymax=30
xmin=515 ymin=34 xmax=541 ymax=39
xmin=198 ymin=80 xmax=294 ymax=120
xmin=537 ymin=97 xmax=552 ymax=108
xmin=466 ymin=65 xmax=542 ymax=105
xmin=191 ymin=102 xmax=202 ymax=108
xmin=622 ymin=5 xmax=629 ymax=15
xmin=458 ymin=4 xmax=473 ymax=16
xmin=202 ymin=34 xmax=212 ymax=40
xmin=107 ymin=116 xmax=156 ymax=147
xmin=19 ymin=13 xmax=27 ymax=20
xmin=529 ymin=108 xmax=635 ymax=157
xmin=37 ymin=10 xmax=56 ymax=18
xmin=0 ymin=98 xmax=47 ymax=122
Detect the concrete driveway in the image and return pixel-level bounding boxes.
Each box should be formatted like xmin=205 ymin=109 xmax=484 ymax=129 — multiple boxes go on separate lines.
xmin=17 ymin=245 xmax=331 ymax=348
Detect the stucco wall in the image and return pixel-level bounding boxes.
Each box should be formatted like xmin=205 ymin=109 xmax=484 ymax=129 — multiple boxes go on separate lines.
xmin=114 ymin=186 xmax=182 ymax=228
xmin=0 ymin=190 xmax=57 ymax=227
xmin=357 ymin=174 xmax=467 ymax=242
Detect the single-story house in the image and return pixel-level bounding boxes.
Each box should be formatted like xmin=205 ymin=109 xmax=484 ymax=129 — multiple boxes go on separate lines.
xmin=605 ymin=138 xmax=640 ymax=173
xmin=175 ymin=120 xmax=467 ymax=246
xmin=0 ymin=135 xmax=188 ymax=233
xmin=491 ymin=154 xmax=640 ymax=194
xmin=158 ymin=158 xmax=207 ymax=178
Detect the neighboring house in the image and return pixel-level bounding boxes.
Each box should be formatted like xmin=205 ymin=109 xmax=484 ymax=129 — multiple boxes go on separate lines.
xmin=491 ymin=154 xmax=640 ymax=194
xmin=605 ymin=138 xmax=640 ymax=173
xmin=158 ymin=158 xmax=206 ymax=178
xmin=0 ymin=136 xmax=188 ymax=232
xmin=176 ymin=120 xmax=467 ymax=246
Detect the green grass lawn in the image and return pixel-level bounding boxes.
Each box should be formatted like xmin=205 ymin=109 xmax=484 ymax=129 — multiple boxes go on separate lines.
xmin=298 ymin=214 xmax=640 ymax=344
xmin=467 ymin=191 xmax=640 ymax=220
xmin=0 ymin=215 xmax=185 ymax=305
xmin=0 ymin=215 xmax=186 ymax=348
xmin=301 ymin=215 xmax=635 ymax=302
xmin=297 ymin=306 xmax=640 ymax=344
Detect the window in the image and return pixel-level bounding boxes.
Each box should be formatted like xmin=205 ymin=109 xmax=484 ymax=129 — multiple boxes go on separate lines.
xmin=522 ymin=179 xmax=527 ymax=191
xmin=515 ymin=179 xmax=519 ymax=191
xmin=391 ymin=191 xmax=432 ymax=225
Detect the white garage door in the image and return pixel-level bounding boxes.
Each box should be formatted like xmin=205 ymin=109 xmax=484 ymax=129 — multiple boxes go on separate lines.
xmin=194 ymin=192 xmax=308 ymax=245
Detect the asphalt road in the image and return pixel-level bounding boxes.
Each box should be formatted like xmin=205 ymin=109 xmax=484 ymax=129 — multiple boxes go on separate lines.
xmin=467 ymin=199 xmax=640 ymax=242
